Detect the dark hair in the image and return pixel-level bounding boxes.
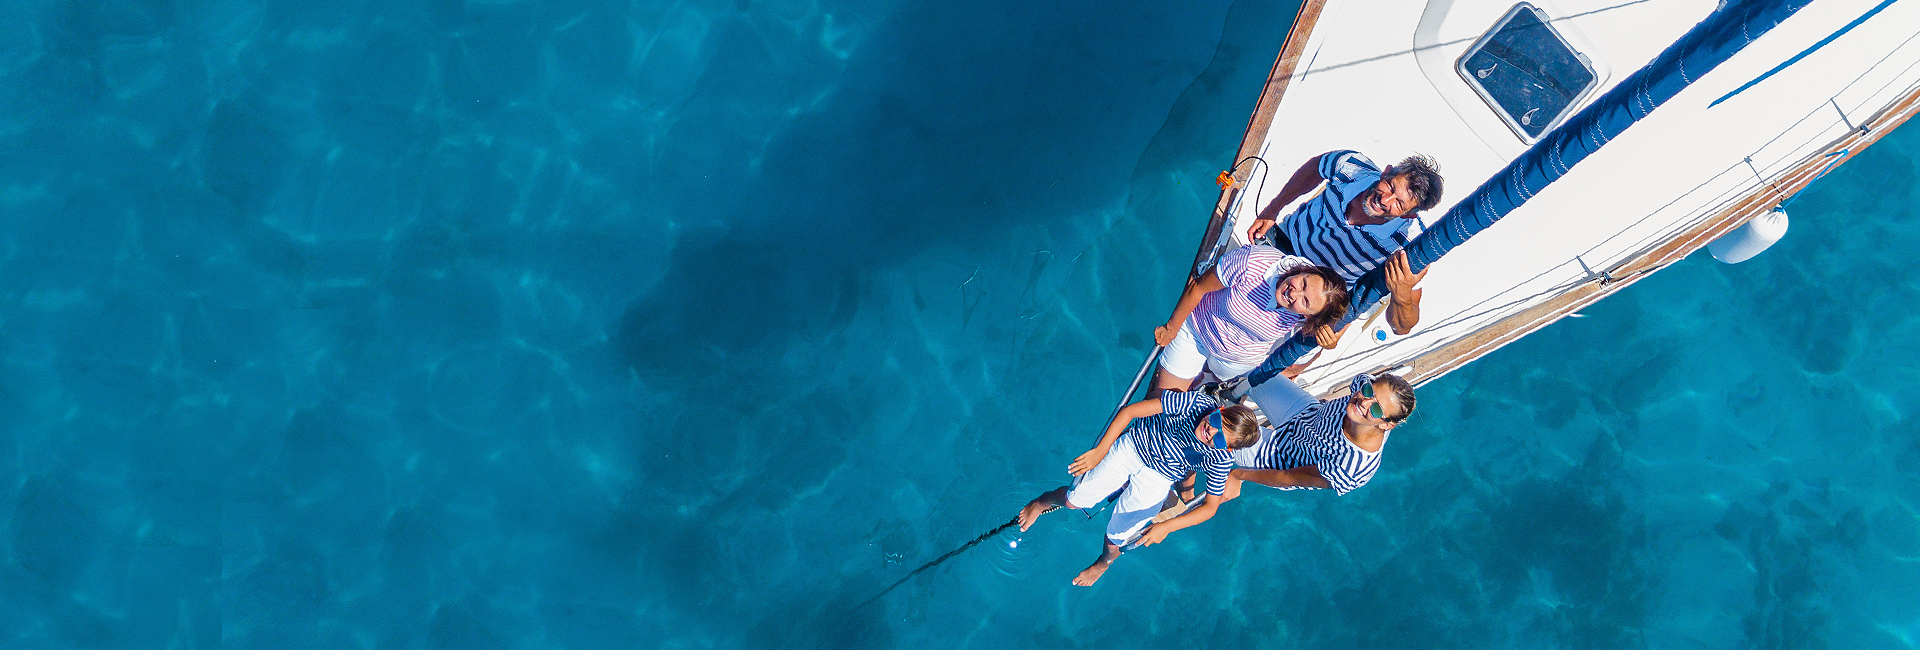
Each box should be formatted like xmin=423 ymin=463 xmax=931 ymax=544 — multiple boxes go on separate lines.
xmin=1387 ymin=154 xmax=1444 ymax=212
xmin=1377 ymin=374 xmax=1416 ymax=422
xmin=1219 ymin=404 xmax=1261 ymax=449
xmin=1278 ymin=265 xmax=1349 ymax=333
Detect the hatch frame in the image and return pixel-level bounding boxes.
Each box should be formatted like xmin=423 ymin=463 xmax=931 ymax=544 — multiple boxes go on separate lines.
xmin=1454 ymin=2 xmax=1602 ymax=142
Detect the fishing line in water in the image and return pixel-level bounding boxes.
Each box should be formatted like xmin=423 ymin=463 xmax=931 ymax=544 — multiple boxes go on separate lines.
xmin=850 ymin=515 xmax=1022 ymax=611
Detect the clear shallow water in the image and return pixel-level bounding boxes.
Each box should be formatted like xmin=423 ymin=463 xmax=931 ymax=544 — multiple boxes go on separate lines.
xmin=0 ymin=0 xmax=1916 ymax=647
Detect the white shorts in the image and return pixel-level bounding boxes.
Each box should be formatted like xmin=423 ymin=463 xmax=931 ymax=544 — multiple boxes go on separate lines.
xmin=1066 ymin=433 xmax=1175 ymax=545
xmin=1158 ymin=319 xmax=1261 ymax=382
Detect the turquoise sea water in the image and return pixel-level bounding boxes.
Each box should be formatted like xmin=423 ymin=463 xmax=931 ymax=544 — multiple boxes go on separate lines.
xmin=2 ymin=0 xmax=1917 ymax=647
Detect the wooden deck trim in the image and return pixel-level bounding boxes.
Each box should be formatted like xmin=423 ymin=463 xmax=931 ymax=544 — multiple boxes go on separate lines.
xmin=1391 ymin=83 xmax=1920 ymax=389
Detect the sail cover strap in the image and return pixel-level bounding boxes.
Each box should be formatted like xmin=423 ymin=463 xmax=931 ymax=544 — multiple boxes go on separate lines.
xmin=1247 ymin=0 xmax=1813 ymax=387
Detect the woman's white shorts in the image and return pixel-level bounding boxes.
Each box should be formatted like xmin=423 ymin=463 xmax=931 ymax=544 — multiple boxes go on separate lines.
xmin=1158 ymin=319 xmax=1261 ymax=382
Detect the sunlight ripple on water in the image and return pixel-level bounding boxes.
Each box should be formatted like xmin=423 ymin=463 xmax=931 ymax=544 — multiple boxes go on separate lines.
xmin=977 ymin=490 xmax=1047 ymax=580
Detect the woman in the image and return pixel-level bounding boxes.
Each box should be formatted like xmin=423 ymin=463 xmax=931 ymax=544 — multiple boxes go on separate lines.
xmin=1017 ymin=390 xmax=1261 ymax=586
xmin=1151 ymin=243 xmax=1348 ymax=392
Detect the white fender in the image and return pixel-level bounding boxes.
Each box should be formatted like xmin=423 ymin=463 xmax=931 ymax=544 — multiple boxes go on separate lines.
xmin=1709 ymin=207 xmax=1790 ymax=264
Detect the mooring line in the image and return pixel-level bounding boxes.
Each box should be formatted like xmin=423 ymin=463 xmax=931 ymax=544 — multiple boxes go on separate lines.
xmin=849 ymin=515 xmax=1022 ymax=612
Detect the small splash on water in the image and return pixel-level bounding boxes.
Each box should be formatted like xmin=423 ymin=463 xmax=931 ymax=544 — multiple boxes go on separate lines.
xmin=983 ymin=492 xmax=1046 ymax=579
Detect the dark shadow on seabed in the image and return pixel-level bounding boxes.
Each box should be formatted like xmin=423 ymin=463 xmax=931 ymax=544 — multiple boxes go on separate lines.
xmin=614 ymin=0 xmax=1273 ymax=374
xmin=607 ymin=0 xmax=1299 ymax=644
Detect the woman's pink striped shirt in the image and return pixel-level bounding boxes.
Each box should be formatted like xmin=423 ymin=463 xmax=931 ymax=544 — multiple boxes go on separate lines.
xmin=1188 ymin=244 xmax=1315 ymax=366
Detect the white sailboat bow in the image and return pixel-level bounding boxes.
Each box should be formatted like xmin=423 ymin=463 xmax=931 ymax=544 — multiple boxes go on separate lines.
xmin=1196 ymin=0 xmax=1920 ymax=399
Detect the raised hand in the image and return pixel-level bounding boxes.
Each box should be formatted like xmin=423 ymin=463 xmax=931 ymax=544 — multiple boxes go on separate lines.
xmin=1313 ymin=323 xmax=1342 ymax=349
xmin=1154 ymin=324 xmax=1177 ymax=346
xmin=1068 ymin=447 xmax=1107 ymax=476
xmin=1247 ymin=217 xmax=1276 ymax=242
xmin=1384 ymin=250 xmax=1428 ymax=298
xmin=1136 ymin=524 xmax=1171 ymax=546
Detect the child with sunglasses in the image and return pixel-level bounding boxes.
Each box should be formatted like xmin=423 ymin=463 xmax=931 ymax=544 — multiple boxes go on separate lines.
xmin=1017 ymin=390 xmax=1261 ymax=586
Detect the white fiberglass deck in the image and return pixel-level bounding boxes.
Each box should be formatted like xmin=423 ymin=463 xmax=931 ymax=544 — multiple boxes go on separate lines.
xmin=1228 ymin=0 xmax=1920 ymax=395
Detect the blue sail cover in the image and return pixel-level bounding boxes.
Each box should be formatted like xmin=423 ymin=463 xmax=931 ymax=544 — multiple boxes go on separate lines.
xmin=1247 ymin=0 xmax=1812 ymax=387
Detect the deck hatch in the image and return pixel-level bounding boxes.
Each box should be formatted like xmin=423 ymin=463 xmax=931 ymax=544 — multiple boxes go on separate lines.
xmin=1456 ymin=3 xmax=1598 ymax=141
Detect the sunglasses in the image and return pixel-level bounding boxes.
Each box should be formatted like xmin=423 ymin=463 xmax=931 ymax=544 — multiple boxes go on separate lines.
xmin=1206 ymin=410 xmax=1229 ymax=449
xmin=1356 ymin=381 xmax=1400 ymax=422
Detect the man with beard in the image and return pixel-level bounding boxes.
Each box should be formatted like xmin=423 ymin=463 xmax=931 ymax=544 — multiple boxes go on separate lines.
xmin=1245 ymin=151 xmax=1444 ymax=340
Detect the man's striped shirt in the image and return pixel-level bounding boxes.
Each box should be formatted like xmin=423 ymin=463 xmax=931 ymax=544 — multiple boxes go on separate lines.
xmin=1190 ymin=244 xmax=1316 ymax=366
xmin=1129 ymin=391 xmax=1239 ymax=497
xmin=1277 ymin=151 xmax=1421 ymax=283
xmin=1232 ymin=374 xmax=1386 ymax=495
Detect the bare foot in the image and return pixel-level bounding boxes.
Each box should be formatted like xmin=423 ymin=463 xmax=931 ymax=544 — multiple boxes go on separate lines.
xmin=1072 ymin=561 xmax=1111 ymax=586
xmin=1072 ymin=543 xmax=1123 ymax=586
xmin=1019 ymin=488 xmax=1065 ymax=531
xmin=1018 ymin=501 xmax=1050 ymax=531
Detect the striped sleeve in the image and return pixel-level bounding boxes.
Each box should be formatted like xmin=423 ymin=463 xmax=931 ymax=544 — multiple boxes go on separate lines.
xmin=1202 ymin=453 xmax=1234 ymax=496
xmin=1213 ymin=244 xmax=1258 ymax=288
xmin=1160 ymin=390 xmax=1199 ymax=416
xmin=1274 ymin=254 xmax=1316 ymax=276
xmin=1321 ymin=451 xmax=1382 ymax=496
xmin=1317 ymin=150 xmax=1378 ymax=184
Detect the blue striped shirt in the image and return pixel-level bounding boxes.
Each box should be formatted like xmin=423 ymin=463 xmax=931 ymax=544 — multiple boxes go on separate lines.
xmin=1234 ymin=374 xmax=1385 ymax=495
xmin=1278 ymin=151 xmax=1420 ymax=283
xmin=1128 ymin=391 xmax=1239 ymax=497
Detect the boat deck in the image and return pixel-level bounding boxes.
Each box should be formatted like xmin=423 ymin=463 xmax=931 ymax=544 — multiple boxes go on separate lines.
xmin=1198 ymin=0 xmax=1920 ymax=397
